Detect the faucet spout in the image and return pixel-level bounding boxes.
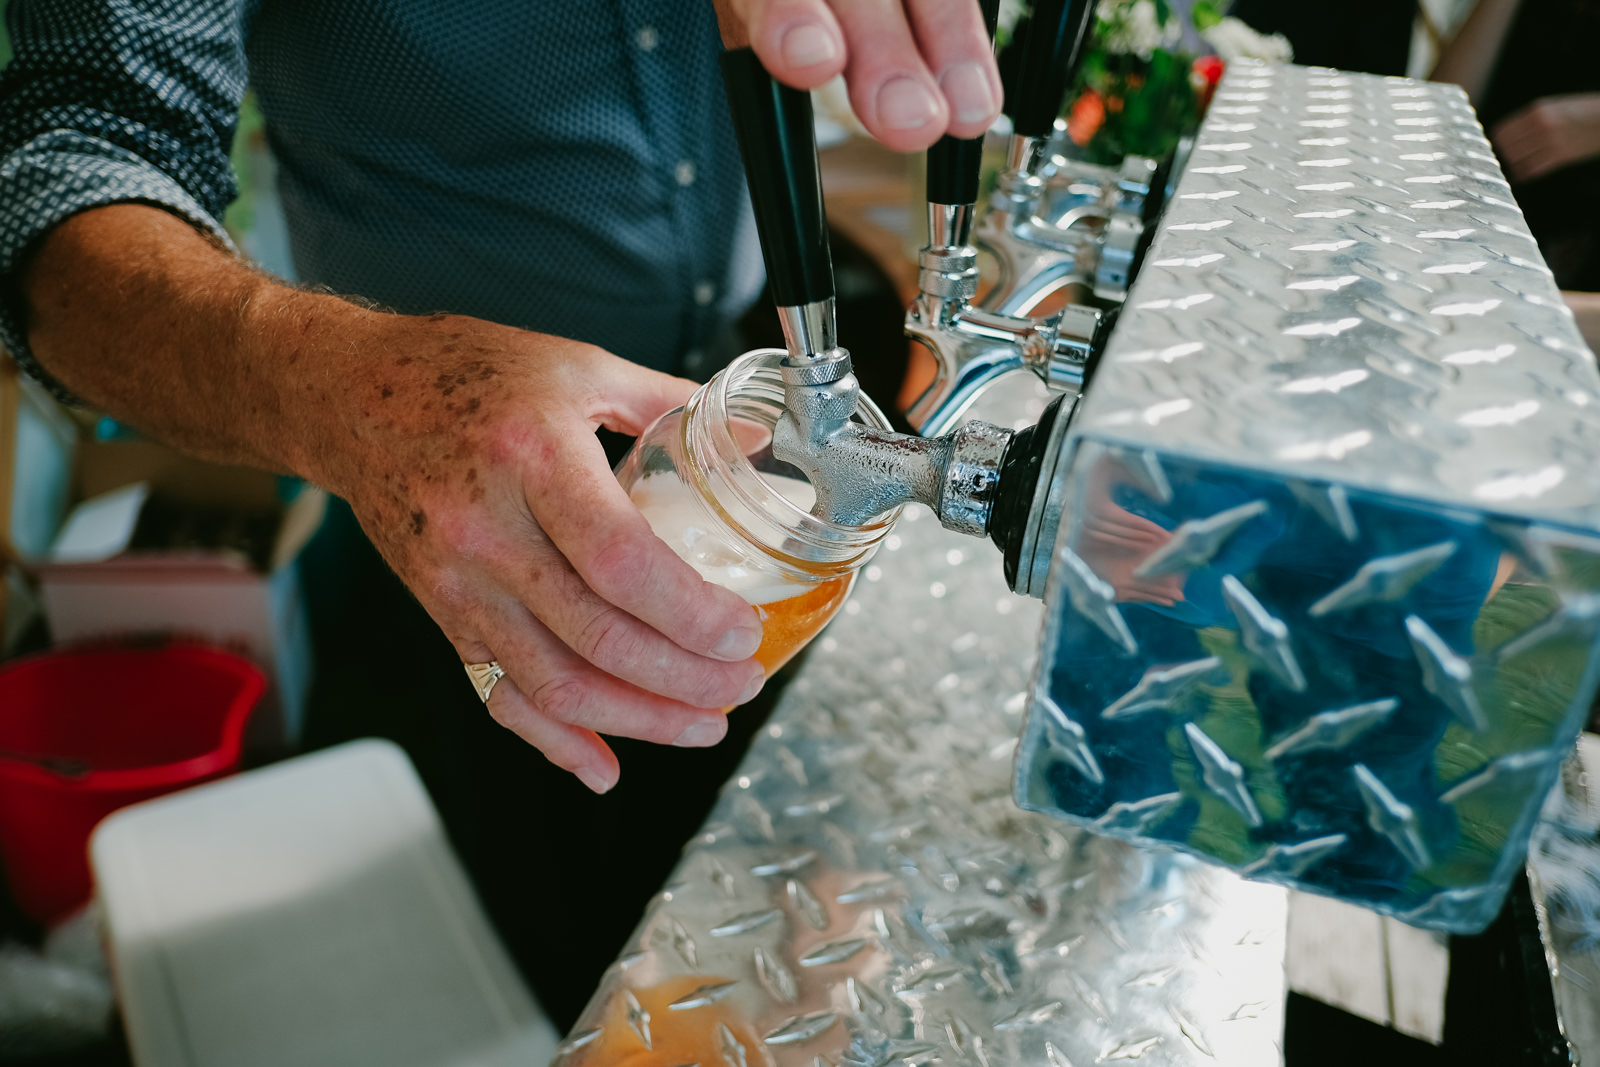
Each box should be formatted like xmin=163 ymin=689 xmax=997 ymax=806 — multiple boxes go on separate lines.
xmin=771 ymin=353 xmax=1013 ymax=539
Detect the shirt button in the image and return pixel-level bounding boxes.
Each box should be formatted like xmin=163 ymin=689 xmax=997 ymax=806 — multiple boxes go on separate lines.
xmin=635 ymin=26 xmax=658 ymax=51
xmin=694 ymin=281 xmax=716 ymax=306
xmin=675 ymin=160 xmax=697 ymax=187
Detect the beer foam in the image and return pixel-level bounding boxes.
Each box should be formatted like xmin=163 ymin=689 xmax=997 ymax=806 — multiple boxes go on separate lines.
xmin=631 ymin=474 xmax=816 ymax=605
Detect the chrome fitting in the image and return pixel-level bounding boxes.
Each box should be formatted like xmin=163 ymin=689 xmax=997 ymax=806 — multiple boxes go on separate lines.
xmin=928 ymin=202 xmax=975 ymax=251
xmin=777 ymin=299 xmax=843 ymax=362
xmin=938 ymin=420 xmax=1012 ymax=537
xmin=999 ymin=134 xmax=1050 ymax=201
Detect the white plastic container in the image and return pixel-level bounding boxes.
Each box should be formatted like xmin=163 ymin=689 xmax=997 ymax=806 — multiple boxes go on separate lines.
xmin=90 ymin=739 xmax=556 ymax=1067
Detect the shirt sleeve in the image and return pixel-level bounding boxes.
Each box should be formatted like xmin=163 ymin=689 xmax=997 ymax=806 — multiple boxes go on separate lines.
xmin=0 ymin=0 xmax=251 ymax=399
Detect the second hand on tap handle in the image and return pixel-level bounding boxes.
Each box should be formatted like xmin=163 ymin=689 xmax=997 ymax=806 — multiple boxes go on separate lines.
xmin=925 ymin=0 xmax=1003 ymax=210
xmin=718 ymin=47 xmax=834 ymax=347
xmin=1008 ymin=0 xmax=1099 ymax=141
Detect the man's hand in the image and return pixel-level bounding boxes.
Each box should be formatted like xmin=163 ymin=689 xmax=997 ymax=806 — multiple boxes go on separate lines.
xmin=308 ymin=317 xmax=769 ymax=794
xmin=714 ymin=0 xmax=1003 ymax=152
xmin=1491 ymin=93 xmax=1600 ymax=184
xmin=24 ymin=205 xmax=764 ymax=794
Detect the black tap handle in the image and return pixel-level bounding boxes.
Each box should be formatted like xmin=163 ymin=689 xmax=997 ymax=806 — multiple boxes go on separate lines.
xmin=925 ymin=0 xmax=1003 ymax=208
xmin=719 ymin=47 xmax=833 ymax=308
xmin=1007 ymin=0 xmax=1097 ymax=140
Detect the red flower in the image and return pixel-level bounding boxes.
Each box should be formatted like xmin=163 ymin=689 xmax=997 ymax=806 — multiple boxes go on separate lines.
xmin=1068 ymin=89 xmax=1106 ymax=147
xmin=1192 ymin=54 xmax=1226 ymax=112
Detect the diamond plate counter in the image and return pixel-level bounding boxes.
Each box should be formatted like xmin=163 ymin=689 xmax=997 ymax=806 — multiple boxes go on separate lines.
xmin=561 ymin=383 xmax=1288 ymax=1067
xmin=1017 ymin=63 xmax=1600 ymax=933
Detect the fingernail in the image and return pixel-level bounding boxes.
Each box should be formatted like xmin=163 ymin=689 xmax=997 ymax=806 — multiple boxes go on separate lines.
xmin=736 ymin=671 xmax=766 ymax=706
xmin=675 ymin=719 xmax=728 ymax=748
xmin=940 ymin=62 xmax=997 ymax=125
xmin=781 ymin=23 xmax=839 ymax=69
xmin=577 ymin=767 xmax=616 ymax=794
xmin=876 ymin=76 xmax=939 ymax=131
xmin=712 ymin=626 xmax=762 ymax=661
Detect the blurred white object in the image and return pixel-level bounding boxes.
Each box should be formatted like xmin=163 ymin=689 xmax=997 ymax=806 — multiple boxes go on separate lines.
xmin=0 ymin=910 xmax=113 ymax=1060
xmin=1527 ymin=734 xmax=1600 ymax=1065
xmin=1 ymin=358 xmax=77 ymax=561
xmin=812 ymin=75 xmax=866 ymax=146
xmin=1199 ymin=16 xmax=1293 ymax=62
xmin=1286 ymin=891 xmax=1449 ymax=1044
xmin=91 ymin=739 xmax=557 ymax=1067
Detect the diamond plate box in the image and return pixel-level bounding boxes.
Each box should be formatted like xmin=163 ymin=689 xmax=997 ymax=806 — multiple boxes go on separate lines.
xmin=1016 ymin=62 xmax=1600 ymax=933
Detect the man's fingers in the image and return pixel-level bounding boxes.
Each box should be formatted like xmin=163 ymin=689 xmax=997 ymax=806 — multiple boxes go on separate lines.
xmin=905 ymin=0 xmax=1003 ymax=138
xmin=485 ymin=611 xmax=739 ymax=743
xmin=828 ymin=0 xmax=948 ymax=151
xmin=741 ymin=0 xmax=848 ymax=88
xmin=527 ymin=429 xmax=764 ymax=662
xmin=450 ymin=633 xmax=622 ymax=793
xmin=488 ymin=677 xmax=622 ymax=794
xmin=729 ymin=0 xmax=997 ymax=148
xmin=505 ymin=546 xmax=765 ymax=707
xmin=454 ymin=610 xmax=746 ymax=792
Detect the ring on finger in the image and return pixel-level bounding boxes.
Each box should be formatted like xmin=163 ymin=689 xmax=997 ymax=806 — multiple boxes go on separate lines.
xmin=463 ymin=660 xmax=506 ymax=704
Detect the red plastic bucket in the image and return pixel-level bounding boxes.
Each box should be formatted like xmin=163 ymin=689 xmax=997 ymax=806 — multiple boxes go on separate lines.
xmin=0 ymin=643 xmax=264 ymax=925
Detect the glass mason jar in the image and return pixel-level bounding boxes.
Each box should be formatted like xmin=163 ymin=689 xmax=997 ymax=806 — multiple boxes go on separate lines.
xmin=615 ymin=350 xmax=900 ymax=680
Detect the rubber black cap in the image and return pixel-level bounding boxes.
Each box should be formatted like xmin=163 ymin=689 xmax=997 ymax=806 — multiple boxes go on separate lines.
xmin=926 ymin=0 xmax=1003 ymax=208
xmin=1006 ymin=0 xmax=1098 ymax=140
xmin=990 ymin=392 xmax=1071 ymax=591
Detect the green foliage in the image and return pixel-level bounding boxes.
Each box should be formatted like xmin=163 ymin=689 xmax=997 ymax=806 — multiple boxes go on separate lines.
xmin=1073 ymin=49 xmax=1197 ymax=165
xmin=1190 ymin=0 xmax=1224 ymax=31
xmin=222 ymin=91 xmax=265 ymax=243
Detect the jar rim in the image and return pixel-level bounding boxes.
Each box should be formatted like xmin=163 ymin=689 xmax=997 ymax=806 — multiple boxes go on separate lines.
xmin=683 ymin=349 xmax=900 ymax=568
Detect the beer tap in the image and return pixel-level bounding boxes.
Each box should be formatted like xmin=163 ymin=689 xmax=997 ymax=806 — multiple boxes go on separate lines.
xmin=904 ymin=0 xmax=1106 ymax=436
xmin=718 ymin=32 xmax=1114 ymax=592
xmin=719 ymin=48 xmax=1013 ymax=539
xmin=974 ymin=0 xmax=1156 ymax=315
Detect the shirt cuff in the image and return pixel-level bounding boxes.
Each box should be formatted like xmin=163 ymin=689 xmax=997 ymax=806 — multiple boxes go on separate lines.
xmin=0 ymin=130 xmax=235 ymax=404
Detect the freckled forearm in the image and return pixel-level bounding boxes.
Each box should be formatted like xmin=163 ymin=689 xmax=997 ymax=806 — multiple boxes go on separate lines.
xmin=21 ymin=203 xmax=371 ymax=481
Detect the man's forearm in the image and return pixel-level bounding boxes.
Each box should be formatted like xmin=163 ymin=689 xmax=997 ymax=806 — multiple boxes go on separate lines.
xmin=1567 ymin=291 xmax=1600 ymax=351
xmin=1430 ymin=0 xmax=1524 ymax=104
xmin=22 ymin=203 xmax=366 ymax=483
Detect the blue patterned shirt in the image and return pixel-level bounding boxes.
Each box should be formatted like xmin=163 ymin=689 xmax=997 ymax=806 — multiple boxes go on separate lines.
xmin=0 ymin=0 xmax=764 ymax=393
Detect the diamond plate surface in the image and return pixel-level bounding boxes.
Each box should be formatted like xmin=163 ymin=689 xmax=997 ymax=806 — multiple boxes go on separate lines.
xmin=1018 ymin=63 xmax=1600 ymax=932
xmin=1073 ymin=62 xmax=1600 ymax=523
xmin=564 ymin=382 xmax=1287 ymax=1067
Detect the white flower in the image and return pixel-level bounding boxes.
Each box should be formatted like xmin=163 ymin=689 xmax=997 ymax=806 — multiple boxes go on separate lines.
xmin=1096 ymin=0 xmax=1180 ymax=60
xmin=1200 ymin=16 xmax=1293 ymax=63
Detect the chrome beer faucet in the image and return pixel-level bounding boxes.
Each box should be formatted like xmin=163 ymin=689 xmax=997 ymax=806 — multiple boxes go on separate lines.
xmin=975 ymin=145 xmax=1158 ymax=316
xmin=903 ymin=0 xmax=1116 ymax=435
xmin=965 ymin=0 xmax=1163 ymax=319
xmin=904 ymin=152 xmax=1103 ymax=436
xmin=720 ymin=49 xmax=1013 ymax=536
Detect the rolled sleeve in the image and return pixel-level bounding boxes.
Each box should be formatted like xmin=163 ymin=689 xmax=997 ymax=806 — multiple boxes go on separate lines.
xmin=0 ymin=0 xmax=251 ymax=398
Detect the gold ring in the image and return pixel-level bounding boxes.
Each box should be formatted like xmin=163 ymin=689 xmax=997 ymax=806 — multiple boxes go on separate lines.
xmin=463 ymin=661 xmax=505 ymax=704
